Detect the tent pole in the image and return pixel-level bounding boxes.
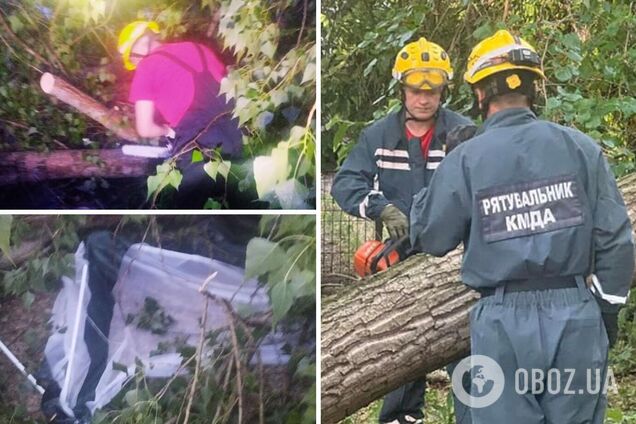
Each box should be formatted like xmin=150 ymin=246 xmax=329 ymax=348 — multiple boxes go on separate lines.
xmin=0 ymin=337 xmax=45 ymax=395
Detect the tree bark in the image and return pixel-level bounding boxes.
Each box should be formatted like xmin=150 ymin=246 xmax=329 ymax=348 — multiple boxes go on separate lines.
xmin=321 ymin=173 xmax=636 ymax=424
xmin=39 ymin=72 xmax=139 ymax=142
xmin=0 ymin=149 xmax=158 ymax=185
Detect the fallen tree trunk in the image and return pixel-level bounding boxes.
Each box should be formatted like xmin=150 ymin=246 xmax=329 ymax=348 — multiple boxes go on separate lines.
xmin=0 ymin=150 xmax=158 ymax=185
xmin=40 ymin=72 xmax=139 ymax=142
xmin=321 ymin=173 xmax=636 ymax=423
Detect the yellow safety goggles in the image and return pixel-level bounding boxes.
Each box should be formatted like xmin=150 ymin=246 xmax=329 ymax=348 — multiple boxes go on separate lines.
xmin=400 ymin=68 xmax=448 ymax=90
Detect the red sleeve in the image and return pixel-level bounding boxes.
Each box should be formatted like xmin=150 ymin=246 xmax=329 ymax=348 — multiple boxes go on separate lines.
xmin=128 ymin=59 xmax=156 ymax=103
xmin=202 ymin=45 xmax=227 ymax=83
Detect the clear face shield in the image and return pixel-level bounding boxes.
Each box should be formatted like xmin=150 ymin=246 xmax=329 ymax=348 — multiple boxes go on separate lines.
xmin=400 ymin=68 xmax=449 ymax=91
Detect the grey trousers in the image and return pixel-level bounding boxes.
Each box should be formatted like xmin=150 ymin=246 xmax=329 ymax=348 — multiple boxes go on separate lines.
xmin=379 ymin=362 xmax=472 ymax=424
xmin=469 ymin=278 xmax=609 ymax=424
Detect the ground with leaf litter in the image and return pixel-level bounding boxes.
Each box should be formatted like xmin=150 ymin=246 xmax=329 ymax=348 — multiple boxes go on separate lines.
xmin=0 ymin=291 xmax=56 ymax=419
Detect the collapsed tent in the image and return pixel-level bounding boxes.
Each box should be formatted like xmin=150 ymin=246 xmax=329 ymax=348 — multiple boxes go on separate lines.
xmin=38 ymin=231 xmax=289 ymax=423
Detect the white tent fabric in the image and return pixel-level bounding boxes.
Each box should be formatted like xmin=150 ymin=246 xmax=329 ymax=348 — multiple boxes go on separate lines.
xmin=44 ymin=242 xmax=287 ymax=418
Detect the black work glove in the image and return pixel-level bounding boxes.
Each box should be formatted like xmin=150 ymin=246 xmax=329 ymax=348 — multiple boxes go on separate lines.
xmin=602 ymin=312 xmax=619 ymax=348
xmin=380 ymin=204 xmax=408 ymax=241
xmin=446 ymin=124 xmax=478 ymax=154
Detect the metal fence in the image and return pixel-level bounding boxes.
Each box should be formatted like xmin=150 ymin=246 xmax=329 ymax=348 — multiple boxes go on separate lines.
xmin=321 ymin=173 xmax=380 ymax=282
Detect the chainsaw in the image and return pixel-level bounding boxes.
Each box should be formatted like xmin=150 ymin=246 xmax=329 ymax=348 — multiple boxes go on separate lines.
xmin=354 ymin=235 xmax=408 ymax=277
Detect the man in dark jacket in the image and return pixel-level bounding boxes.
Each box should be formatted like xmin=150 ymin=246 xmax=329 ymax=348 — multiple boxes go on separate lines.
xmin=332 ymin=37 xmax=472 ymax=424
xmin=410 ymin=30 xmax=634 ymax=424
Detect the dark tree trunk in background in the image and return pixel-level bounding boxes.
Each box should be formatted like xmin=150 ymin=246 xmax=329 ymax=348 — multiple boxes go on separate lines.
xmin=321 ymin=173 xmax=636 ymax=423
xmin=0 ymin=149 xmax=157 ymax=185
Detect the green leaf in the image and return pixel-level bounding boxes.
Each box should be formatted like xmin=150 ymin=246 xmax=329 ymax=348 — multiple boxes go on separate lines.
xmin=605 ymin=408 xmax=623 ymax=422
xmin=22 ymin=291 xmax=34 ymax=308
xmin=290 ymin=270 xmax=316 ymax=298
xmin=472 ymin=23 xmax=493 ymax=40
xmin=254 ymin=142 xmax=290 ymax=198
xmin=146 ymin=174 xmax=163 ymax=199
xmin=0 ymin=215 xmax=13 ymax=266
xmin=204 ymin=198 xmax=223 ymax=209
xmin=270 ymin=90 xmax=289 ymax=107
xmin=146 ymin=164 xmax=181 ymax=198
xmin=271 ymin=280 xmax=294 ymax=324
xmin=274 ymin=179 xmax=310 ymax=209
xmin=167 ymin=169 xmax=182 ymax=189
xmin=124 ymin=389 xmax=138 ymax=406
xmin=244 ymin=238 xmax=286 ymax=279
xmin=218 ymin=160 xmax=231 ymax=180
xmin=204 ymin=160 xmax=219 ymax=181
xmin=288 ymin=126 xmax=306 ymax=146
xmin=191 ymin=150 xmax=204 ymax=163
xmin=554 ymin=68 xmax=572 ymax=82
xmin=363 ymin=58 xmax=378 ymax=77
xmin=301 ymin=63 xmax=316 ymax=84
xmin=219 ymin=76 xmax=235 ymax=100
xmin=261 ymin=40 xmax=276 ymax=59
xmin=7 ymin=15 xmax=24 ymax=33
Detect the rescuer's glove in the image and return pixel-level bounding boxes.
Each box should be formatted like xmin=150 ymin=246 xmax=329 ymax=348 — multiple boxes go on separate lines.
xmin=380 ymin=204 xmax=409 ymax=241
xmin=602 ymin=312 xmax=619 ymax=348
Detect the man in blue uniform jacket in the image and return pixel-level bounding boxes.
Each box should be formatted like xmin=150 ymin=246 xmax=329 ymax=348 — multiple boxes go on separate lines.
xmin=410 ymin=29 xmax=635 ymax=424
xmin=332 ymin=37 xmax=472 ymax=424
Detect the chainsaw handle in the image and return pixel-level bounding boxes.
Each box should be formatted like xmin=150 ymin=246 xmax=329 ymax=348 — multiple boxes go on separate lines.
xmin=369 ymin=235 xmax=408 ymax=274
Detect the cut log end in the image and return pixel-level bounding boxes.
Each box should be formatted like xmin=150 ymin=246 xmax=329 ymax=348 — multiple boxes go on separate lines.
xmin=40 ymin=72 xmax=55 ymax=94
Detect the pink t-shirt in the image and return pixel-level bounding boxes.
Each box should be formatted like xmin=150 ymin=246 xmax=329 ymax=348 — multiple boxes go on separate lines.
xmin=128 ymin=42 xmax=227 ymax=127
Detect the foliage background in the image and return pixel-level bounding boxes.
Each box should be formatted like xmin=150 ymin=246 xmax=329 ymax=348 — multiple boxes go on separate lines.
xmin=0 ymin=0 xmax=316 ymax=208
xmin=0 ymin=215 xmax=316 ymax=423
xmin=322 ymin=0 xmax=636 ymax=175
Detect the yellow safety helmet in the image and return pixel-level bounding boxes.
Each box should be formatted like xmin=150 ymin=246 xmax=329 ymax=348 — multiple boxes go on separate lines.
xmin=464 ymin=29 xmax=544 ymax=85
xmin=118 ymin=20 xmax=160 ymax=71
xmin=392 ymin=37 xmax=453 ymax=90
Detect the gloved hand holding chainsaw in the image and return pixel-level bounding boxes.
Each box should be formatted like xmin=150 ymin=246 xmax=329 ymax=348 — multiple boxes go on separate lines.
xmin=380 ymin=204 xmax=409 ymax=241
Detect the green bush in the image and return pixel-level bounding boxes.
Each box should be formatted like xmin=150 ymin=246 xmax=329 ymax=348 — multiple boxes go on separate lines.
xmin=322 ymin=0 xmax=636 ymax=176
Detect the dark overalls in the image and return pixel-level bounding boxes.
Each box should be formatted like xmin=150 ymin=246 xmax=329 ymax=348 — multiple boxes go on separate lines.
xmin=410 ymin=108 xmax=635 ymax=423
xmin=152 ymin=45 xmax=242 ymax=208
